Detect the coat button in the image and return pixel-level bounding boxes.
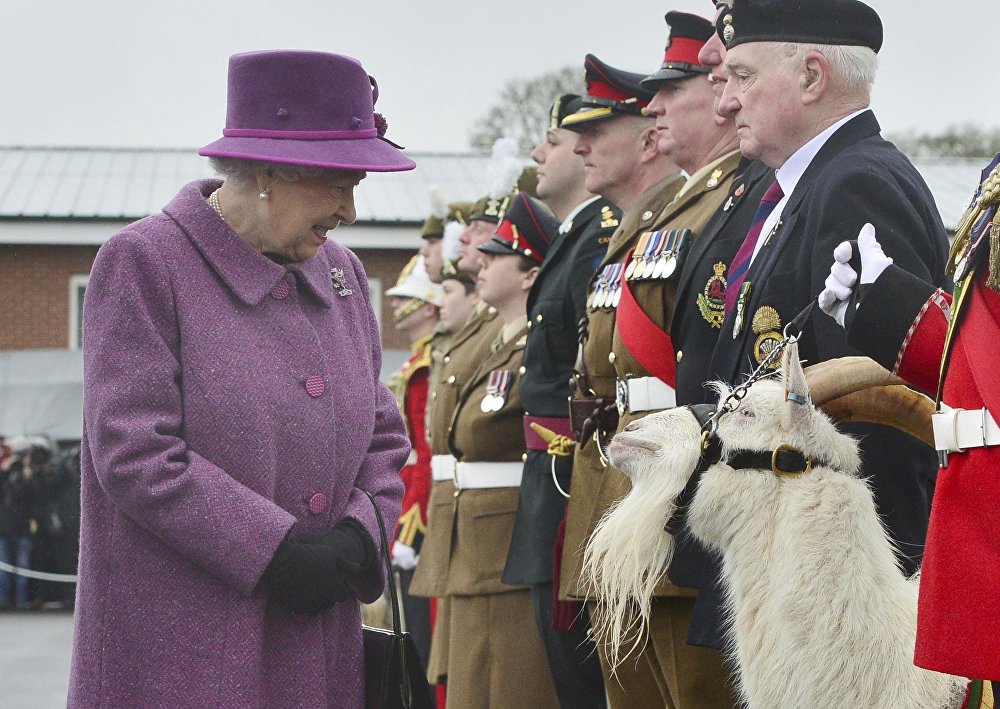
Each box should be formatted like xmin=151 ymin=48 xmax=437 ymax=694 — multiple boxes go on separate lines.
xmin=536 ymin=314 xmax=543 ymax=323
xmin=271 ymin=279 xmax=291 ymax=300
xmin=444 ymin=356 xmax=451 ymax=364
xmin=518 ymin=366 xmax=526 ymax=375
xmin=308 ymin=493 xmax=328 ymax=515
xmin=305 ymin=376 xmax=325 ymax=397
xmin=431 ymin=391 xmax=437 ymax=400
xmin=676 ymin=350 xmax=684 ymax=363
xmin=447 ymin=375 xmax=456 ymax=384
xmin=608 ymin=352 xmax=616 ymax=364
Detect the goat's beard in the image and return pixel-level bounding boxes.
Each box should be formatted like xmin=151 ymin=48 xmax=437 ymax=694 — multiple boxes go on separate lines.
xmin=581 ymin=437 xmax=695 ymax=668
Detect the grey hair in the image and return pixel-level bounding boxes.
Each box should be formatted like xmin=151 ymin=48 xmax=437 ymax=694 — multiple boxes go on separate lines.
xmin=207 ymin=157 xmax=329 ymax=190
xmin=775 ymin=42 xmax=878 ymax=97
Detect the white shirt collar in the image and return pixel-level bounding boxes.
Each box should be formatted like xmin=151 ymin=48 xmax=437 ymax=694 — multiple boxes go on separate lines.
xmin=559 ymin=195 xmax=602 ymax=234
xmin=774 ymin=108 xmax=869 ymax=197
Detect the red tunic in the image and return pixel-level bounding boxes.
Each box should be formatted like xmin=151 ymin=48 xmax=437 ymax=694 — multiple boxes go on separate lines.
xmin=394 ymin=344 xmax=432 ymax=552
xmin=870 ymin=267 xmax=1000 ymax=680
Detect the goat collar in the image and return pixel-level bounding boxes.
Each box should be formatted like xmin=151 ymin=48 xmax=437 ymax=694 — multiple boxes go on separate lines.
xmin=725 ymin=444 xmax=814 ymax=477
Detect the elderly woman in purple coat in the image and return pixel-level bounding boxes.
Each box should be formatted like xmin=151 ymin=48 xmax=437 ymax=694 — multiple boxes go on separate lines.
xmin=68 ymin=51 xmax=414 ymax=708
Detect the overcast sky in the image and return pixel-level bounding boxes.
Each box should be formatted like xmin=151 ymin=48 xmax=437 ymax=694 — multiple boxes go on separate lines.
xmin=4 ymin=0 xmax=997 ymax=155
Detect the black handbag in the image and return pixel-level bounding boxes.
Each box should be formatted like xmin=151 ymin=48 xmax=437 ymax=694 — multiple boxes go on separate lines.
xmin=361 ymin=490 xmax=435 ymax=709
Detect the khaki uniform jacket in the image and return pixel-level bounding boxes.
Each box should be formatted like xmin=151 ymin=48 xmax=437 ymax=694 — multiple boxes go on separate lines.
xmin=559 ymin=173 xmax=683 ymax=600
xmin=560 ymin=155 xmax=741 ymax=599
xmin=427 ymin=324 xmax=529 ymax=596
xmin=410 ymin=305 xmax=502 ymax=598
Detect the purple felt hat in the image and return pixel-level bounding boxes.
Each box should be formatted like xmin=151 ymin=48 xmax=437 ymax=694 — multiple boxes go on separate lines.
xmin=199 ymin=50 xmax=415 ymax=172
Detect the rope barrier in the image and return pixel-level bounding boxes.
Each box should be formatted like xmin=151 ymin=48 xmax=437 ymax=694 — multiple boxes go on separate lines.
xmin=0 ymin=560 xmax=77 ymax=583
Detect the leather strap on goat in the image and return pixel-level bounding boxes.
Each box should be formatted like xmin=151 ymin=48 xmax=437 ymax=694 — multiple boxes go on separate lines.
xmin=726 ymin=444 xmax=817 ymax=477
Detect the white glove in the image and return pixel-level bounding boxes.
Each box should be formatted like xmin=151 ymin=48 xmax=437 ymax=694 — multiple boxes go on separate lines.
xmin=391 ymin=541 xmax=418 ymax=570
xmin=818 ymin=223 xmax=893 ymax=327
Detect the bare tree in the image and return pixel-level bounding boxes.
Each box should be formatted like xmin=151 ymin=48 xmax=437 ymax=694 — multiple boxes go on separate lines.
xmin=469 ymin=66 xmax=583 ymax=154
xmin=889 ymin=124 xmax=1000 ymax=159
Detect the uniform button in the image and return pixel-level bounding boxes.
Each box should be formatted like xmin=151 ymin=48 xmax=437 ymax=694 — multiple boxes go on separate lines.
xmin=431 ymin=392 xmax=437 ymax=400
xmin=271 ymin=279 xmax=291 ymax=300
xmin=518 ymin=366 xmax=526 ymax=375
xmin=308 ymin=493 xmax=329 ymax=515
xmin=305 ymin=376 xmax=325 ymax=397
xmin=521 ymin=453 xmax=528 ymax=462
xmin=444 ymin=356 xmax=451 ymax=364
xmin=608 ymin=352 xmax=616 ymax=364
xmin=536 ymin=314 xmax=543 ymax=323
xmin=447 ymin=375 xmax=456 ymax=384
xmin=488 ymin=306 xmax=498 ymax=315
xmin=527 ymin=321 xmax=532 ymax=329
xmin=676 ymin=350 xmax=684 ymax=363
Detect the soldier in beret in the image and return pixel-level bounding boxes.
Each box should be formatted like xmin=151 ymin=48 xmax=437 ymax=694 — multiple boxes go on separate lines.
xmin=670 ymin=0 xmax=950 ymax=656
xmin=500 ymin=94 xmax=619 ymax=708
xmin=420 ymin=193 xmax=472 ymax=284
xmin=384 ymin=255 xmax=444 ymax=675
xmin=419 ymin=193 xmax=562 ymax=707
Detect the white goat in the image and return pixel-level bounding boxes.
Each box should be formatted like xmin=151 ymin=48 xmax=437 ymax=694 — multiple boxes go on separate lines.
xmin=583 ymin=341 xmax=970 ymax=708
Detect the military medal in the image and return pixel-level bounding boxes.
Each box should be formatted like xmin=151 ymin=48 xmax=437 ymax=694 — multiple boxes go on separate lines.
xmin=651 ymin=229 xmax=673 ymax=279
xmin=610 ymin=264 xmax=624 ymax=308
xmin=642 ymin=231 xmax=665 ymax=279
xmin=491 ymin=370 xmax=513 ymax=411
xmin=732 ymin=281 xmax=752 ymax=339
xmin=625 ymin=232 xmax=651 ymax=280
xmin=697 ymin=262 xmax=728 ymax=328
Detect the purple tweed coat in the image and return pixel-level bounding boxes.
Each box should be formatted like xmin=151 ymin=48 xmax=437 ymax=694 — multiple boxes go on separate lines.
xmin=68 ymin=179 xmax=407 ymax=708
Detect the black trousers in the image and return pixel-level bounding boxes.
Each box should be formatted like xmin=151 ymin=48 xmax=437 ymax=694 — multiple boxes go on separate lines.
xmin=532 ymin=582 xmax=606 ymax=709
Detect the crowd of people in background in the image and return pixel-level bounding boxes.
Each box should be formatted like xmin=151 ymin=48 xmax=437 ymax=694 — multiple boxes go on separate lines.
xmin=0 ymin=437 xmax=80 ymax=611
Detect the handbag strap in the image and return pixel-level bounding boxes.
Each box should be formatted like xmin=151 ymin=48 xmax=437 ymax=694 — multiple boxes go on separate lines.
xmin=362 ymin=490 xmax=403 ymax=637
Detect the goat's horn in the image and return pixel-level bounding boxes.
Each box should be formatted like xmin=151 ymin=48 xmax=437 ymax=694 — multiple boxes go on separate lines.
xmin=815 ymin=384 xmax=935 ymax=448
xmin=803 ymin=357 xmax=935 ymax=447
xmin=804 ymin=356 xmax=906 ymax=406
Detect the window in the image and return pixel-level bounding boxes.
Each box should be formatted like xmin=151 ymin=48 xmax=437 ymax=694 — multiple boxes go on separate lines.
xmin=69 ymin=275 xmax=89 ymax=350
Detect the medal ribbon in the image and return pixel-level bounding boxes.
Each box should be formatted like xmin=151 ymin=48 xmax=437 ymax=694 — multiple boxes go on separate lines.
xmin=615 ymin=248 xmax=677 ymax=386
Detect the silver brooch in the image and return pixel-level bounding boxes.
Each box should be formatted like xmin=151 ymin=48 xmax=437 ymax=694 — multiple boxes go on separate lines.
xmin=330 ymin=267 xmax=354 ymax=297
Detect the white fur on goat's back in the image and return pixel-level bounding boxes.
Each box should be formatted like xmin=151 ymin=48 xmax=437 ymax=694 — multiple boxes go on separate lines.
xmin=581 ymin=408 xmax=702 ymax=666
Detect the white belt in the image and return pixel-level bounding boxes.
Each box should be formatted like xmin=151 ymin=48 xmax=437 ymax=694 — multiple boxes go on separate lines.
xmin=454 ymin=462 xmax=523 ymax=490
xmin=431 ymin=455 xmax=456 ymax=482
xmin=616 ymin=376 xmax=676 ymax=415
xmin=932 ymin=406 xmax=1000 ymax=466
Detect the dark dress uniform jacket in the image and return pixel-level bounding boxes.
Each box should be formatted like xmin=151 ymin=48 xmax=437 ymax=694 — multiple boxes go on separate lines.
xmin=670 ymin=110 xmax=951 ymax=648
xmin=409 ymin=305 xmax=501 ymax=598
xmin=560 ymin=173 xmax=687 ymax=600
xmin=503 ymin=197 xmax=619 ymax=586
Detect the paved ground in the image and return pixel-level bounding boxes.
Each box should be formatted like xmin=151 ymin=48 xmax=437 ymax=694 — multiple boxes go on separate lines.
xmin=0 ymin=610 xmax=73 ymax=708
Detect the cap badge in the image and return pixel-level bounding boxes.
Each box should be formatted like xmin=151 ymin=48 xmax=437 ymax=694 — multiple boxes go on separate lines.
xmin=706 ymin=168 xmax=724 ymax=190
xmin=723 ymin=14 xmax=735 ymax=44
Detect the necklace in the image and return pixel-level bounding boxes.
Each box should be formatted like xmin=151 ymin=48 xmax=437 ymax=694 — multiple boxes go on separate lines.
xmin=207 ymin=188 xmax=225 ymax=221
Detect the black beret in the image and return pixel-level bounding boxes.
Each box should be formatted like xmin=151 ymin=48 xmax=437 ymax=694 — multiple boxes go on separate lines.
xmin=717 ymin=0 xmax=883 ymax=54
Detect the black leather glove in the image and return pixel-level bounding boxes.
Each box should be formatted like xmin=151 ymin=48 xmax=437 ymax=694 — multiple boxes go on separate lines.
xmin=262 ymin=519 xmax=376 ymax=615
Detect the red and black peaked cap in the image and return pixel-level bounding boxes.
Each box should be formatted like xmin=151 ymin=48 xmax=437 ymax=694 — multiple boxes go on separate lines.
xmin=477 ymin=192 xmax=558 ymax=265
xmin=641 ymin=11 xmax=715 ymax=91
xmin=560 ymin=55 xmax=655 ymax=131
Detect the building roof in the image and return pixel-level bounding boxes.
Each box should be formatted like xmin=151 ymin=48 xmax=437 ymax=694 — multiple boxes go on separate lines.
xmin=0 ymin=146 xmax=988 ymax=231
xmin=0 ymin=146 xmax=493 ymax=224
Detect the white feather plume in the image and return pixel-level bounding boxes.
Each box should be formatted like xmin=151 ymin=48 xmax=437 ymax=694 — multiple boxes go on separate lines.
xmin=486 ymin=137 xmax=524 ymax=200
xmin=442 ymin=220 xmax=464 ymax=262
xmin=427 ymin=185 xmax=448 ymax=220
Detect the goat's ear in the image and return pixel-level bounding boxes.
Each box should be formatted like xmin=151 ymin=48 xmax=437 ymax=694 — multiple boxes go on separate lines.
xmin=780 ymin=340 xmax=812 ymax=434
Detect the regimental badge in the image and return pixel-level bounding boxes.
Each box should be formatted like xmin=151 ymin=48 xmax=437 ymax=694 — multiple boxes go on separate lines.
xmin=706 ymin=168 xmax=724 ymax=190
xmin=330 ymin=267 xmax=354 ymax=297
xmin=752 ymin=306 xmax=784 ymax=369
xmin=600 ymin=206 xmax=620 ymax=229
xmin=697 ymin=262 xmax=728 ymax=328
xmin=724 ymin=183 xmax=746 ymax=212
xmin=722 ymin=14 xmax=735 ymax=44
xmin=480 ymin=369 xmax=513 ymax=412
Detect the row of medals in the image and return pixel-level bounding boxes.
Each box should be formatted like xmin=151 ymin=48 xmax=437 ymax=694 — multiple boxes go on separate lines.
xmin=588 ymin=229 xmax=691 ymax=310
xmin=480 ymin=369 xmax=512 ymax=413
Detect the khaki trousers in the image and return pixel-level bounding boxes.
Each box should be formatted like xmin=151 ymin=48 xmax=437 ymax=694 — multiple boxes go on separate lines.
xmin=444 ymin=590 xmax=559 ymax=708
xmin=592 ymin=597 xmax=739 ymax=709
